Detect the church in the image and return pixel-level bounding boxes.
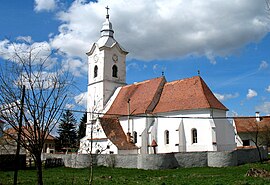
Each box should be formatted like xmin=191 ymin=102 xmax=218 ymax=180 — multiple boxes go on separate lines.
xmin=79 ymin=9 xmax=236 ymax=154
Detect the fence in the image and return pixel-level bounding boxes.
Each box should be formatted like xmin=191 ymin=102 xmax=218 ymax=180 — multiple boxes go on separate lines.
xmin=0 ymin=154 xmax=26 ymax=170
xmin=43 ymin=147 xmax=268 ymax=170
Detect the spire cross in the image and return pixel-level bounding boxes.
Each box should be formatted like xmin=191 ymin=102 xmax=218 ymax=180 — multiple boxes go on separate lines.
xmin=105 ymin=6 xmax=109 ymax=19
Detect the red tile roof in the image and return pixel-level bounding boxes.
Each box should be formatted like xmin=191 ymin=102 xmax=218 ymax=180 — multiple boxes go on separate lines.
xmin=106 ymin=76 xmax=166 ymax=116
xmin=4 ymin=126 xmax=55 ymax=141
xmin=100 ymin=118 xmax=138 ymax=150
xmin=153 ymin=76 xmax=228 ymax=113
xmin=106 ymin=76 xmax=227 ymax=116
xmin=106 ymin=76 xmax=227 ymax=115
xmin=234 ymin=116 xmax=270 ymax=133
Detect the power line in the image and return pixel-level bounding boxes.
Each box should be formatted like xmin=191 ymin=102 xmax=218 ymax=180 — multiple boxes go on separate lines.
xmin=1 ymin=102 xmax=268 ymax=121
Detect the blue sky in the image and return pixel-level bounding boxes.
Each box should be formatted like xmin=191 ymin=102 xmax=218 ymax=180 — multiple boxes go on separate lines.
xmin=0 ymin=0 xmax=270 ymax=117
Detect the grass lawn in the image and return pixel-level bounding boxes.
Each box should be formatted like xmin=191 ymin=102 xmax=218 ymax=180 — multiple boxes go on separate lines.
xmin=1 ymin=163 xmax=270 ymax=185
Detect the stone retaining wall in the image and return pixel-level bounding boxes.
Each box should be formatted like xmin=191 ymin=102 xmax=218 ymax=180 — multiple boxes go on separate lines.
xmin=43 ymin=148 xmax=268 ymax=170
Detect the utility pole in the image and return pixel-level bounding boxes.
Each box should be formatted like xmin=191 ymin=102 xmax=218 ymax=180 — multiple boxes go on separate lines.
xmin=14 ymin=85 xmax=25 ymax=185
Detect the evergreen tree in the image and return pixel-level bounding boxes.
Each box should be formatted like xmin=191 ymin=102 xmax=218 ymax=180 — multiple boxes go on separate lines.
xmin=78 ymin=112 xmax=87 ymax=141
xmin=57 ymin=110 xmax=77 ymax=150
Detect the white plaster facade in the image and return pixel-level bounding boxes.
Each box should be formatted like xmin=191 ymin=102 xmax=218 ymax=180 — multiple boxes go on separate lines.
xmin=116 ymin=109 xmax=236 ymax=154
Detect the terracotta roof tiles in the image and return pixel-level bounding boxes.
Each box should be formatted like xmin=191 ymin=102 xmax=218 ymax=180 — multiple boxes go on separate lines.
xmin=234 ymin=116 xmax=270 ymax=133
xmin=100 ymin=118 xmax=138 ymax=150
xmin=153 ymin=76 xmax=228 ymax=113
xmin=106 ymin=76 xmax=166 ymax=116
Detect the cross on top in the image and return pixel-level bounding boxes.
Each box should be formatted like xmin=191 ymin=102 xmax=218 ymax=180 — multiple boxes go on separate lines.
xmin=105 ymin=6 xmax=109 ymax=19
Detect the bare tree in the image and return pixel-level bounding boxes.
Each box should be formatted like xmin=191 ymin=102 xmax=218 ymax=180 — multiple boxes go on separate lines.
xmin=0 ymin=39 xmax=70 ymax=185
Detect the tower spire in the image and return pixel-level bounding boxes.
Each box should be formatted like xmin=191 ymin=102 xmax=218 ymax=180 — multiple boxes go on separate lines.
xmin=100 ymin=6 xmax=114 ymax=38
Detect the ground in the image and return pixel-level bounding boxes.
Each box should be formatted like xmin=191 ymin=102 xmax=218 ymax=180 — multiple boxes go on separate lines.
xmin=1 ymin=162 xmax=270 ymax=184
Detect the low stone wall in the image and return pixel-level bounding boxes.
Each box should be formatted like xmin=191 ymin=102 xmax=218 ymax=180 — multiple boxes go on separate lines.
xmin=175 ymin=152 xmax=208 ymax=168
xmin=42 ymin=147 xmax=268 ymax=170
xmin=237 ymin=147 xmax=268 ymax=165
xmin=208 ymin=151 xmax=237 ymax=167
xmin=137 ymin=153 xmax=178 ymax=170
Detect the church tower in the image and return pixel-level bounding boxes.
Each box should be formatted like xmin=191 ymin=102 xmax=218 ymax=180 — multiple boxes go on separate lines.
xmin=86 ymin=7 xmax=128 ymax=119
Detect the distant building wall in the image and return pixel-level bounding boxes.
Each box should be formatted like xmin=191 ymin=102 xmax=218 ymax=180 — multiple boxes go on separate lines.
xmin=43 ymin=147 xmax=268 ymax=170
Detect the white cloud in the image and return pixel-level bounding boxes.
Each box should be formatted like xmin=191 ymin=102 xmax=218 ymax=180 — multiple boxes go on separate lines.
xmin=61 ymin=58 xmax=87 ymax=77
xmin=259 ymin=60 xmax=268 ymax=70
xmin=126 ymin=62 xmax=140 ymax=71
xmin=255 ymin=102 xmax=270 ymax=114
xmin=16 ymin=36 xmax=33 ymax=43
xmin=266 ymin=85 xmax=270 ymax=92
xmin=246 ymin=89 xmax=258 ymax=99
xmin=214 ymin=92 xmax=239 ymax=101
xmin=74 ymin=92 xmax=87 ymax=108
xmin=65 ymin=103 xmax=75 ymax=109
xmin=49 ymin=0 xmax=270 ymax=63
xmin=34 ymin=0 xmax=57 ymax=12
xmin=0 ymin=38 xmax=56 ymax=69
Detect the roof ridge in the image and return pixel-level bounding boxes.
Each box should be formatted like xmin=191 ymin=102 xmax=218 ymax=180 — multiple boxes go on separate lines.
xmin=123 ymin=76 xmax=165 ymax=88
xmin=145 ymin=77 xmax=167 ymax=113
xmin=166 ymin=75 xmax=199 ymax=84
xmin=197 ymin=76 xmax=212 ymax=108
xmin=198 ymin=77 xmax=228 ymax=111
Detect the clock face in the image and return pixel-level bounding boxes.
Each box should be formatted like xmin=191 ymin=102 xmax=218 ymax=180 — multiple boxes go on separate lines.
xmin=94 ymin=54 xmax=98 ymax=62
xmin=112 ymin=54 xmax=118 ymax=62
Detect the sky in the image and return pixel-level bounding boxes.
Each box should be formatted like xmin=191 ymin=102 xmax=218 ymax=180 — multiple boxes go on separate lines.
xmin=0 ymin=0 xmax=270 ymax=117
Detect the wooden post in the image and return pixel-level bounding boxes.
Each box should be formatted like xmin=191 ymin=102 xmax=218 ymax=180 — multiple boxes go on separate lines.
xmin=14 ymin=85 xmax=25 ymax=185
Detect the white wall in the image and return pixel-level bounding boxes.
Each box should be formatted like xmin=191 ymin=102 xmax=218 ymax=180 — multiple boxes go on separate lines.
xmin=116 ymin=109 xmax=236 ymax=154
xmin=155 ymin=110 xmax=216 ymax=153
xmin=212 ymin=110 xmax=236 ymax=151
xmin=79 ymin=137 xmax=118 ymax=154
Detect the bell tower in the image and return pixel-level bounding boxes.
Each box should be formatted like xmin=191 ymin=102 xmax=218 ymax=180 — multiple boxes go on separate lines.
xmin=86 ymin=7 xmax=128 ymax=119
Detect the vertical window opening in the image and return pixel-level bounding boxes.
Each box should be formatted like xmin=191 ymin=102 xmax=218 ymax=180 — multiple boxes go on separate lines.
xmin=94 ymin=65 xmax=98 ymax=78
xmin=192 ymin=129 xmax=198 ymax=144
xmin=133 ymin=131 xmax=137 ymax=143
xmin=112 ymin=65 xmax=118 ymax=77
xmin=165 ymin=130 xmax=169 ymax=144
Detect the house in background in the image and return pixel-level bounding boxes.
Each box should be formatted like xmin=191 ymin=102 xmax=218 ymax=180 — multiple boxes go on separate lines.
xmin=1 ymin=127 xmax=55 ymax=155
xmin=79 ymin=10 xmax=236 ymax=154
xmin=233 ymin=112 xmax=270 ymax=148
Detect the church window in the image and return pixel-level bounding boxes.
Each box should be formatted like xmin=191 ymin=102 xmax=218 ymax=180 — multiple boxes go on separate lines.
xmin=133 ymin=131 xmax=137 ymax=143
xmin=192 ymin=128 xmax=198 ymax=144
xmin=94 ymin=65 xmax=98 ymax=78
xmin=112 ymin=65 xmax=118 ymax=77
xmin=165 ymin=130 xmax=169 ymax=144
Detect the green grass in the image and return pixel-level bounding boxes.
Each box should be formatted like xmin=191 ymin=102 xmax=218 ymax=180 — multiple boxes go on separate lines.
xmin=1 ymin=163 xmax=270 ymax=185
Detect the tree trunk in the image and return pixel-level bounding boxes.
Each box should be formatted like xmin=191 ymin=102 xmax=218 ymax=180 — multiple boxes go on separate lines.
xmin=35 ymin=155 xmax=43 ymax=185
xmin=255 ymin=144 xmax=263 ymax=163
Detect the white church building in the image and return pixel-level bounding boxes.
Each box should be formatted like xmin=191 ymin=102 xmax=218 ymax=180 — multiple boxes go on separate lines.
xmin=79 ymin=10 xmax=236 ymax=154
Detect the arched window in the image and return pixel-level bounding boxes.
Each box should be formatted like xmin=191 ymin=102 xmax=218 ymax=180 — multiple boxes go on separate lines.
xmin=94 ymin=65 xmax=98 ymax=78
xmin=192 ymin=129 xmax=197 ymax=144
xmin=133 ymin=131 xmax=137 ymax=143
xmin=112 ymin=65 xmax=118 ymax=77
xmin=165 ymin=130 xmax=169 ymax=144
